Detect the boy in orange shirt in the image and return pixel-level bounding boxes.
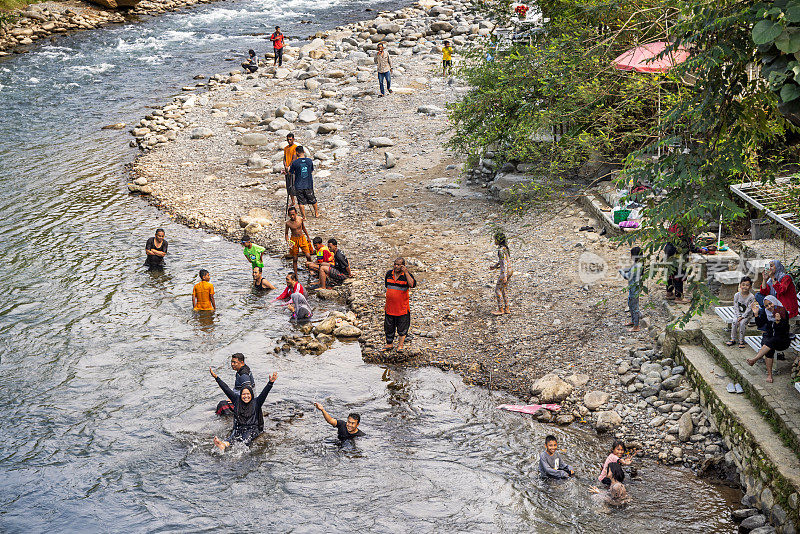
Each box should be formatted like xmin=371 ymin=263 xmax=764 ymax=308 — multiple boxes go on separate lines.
xmin=193 ymin=269 xmax=216 ymax=311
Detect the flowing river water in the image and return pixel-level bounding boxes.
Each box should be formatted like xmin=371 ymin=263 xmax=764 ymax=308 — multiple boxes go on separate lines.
xmin=0 ymin=0 xmax=742 ymax=531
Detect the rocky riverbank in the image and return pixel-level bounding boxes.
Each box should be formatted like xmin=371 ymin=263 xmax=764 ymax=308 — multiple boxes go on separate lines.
xmin=126 ymin=0 xmax=742 ymax=476
xmin=0 ymin=0 xmax=217 ymax=56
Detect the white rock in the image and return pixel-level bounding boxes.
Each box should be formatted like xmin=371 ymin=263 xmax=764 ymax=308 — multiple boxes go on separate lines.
xmin=369 ymin=137 xmax=394 ymax=147
xmin=236 ymin=133 xmax=270 ymax=146
xmin=190 ymin=127 xmax=214 ymax=139
xmin=298 ymin=109 xmax=317 ymax=123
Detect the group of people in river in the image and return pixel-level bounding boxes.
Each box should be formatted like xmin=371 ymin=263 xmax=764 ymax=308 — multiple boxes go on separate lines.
xmin=539 ymin=435 xmax=632 ymax=507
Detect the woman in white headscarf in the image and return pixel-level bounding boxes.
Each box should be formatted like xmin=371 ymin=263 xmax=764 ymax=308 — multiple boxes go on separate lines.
xmin=747 ymin=295 xmax=791 ymax=383
xmin=287 ymin=291 xmax=312 ymax=322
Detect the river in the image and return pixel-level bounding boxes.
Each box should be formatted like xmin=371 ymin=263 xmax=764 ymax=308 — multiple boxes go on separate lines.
xmin=0 ymin=0 xmax=741 ymax=531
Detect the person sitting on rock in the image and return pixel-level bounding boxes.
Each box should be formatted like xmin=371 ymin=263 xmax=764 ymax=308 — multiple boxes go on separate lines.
xmin=306 ymin=237 xmax=333 ymax=286
xmin=286 ymin=291 xmax=312 ymax=322
xmin=539 ymin=434 xmax=574 ymax=479
xmin=747 ymin=296 xmax=791 ymax=383
xmin=313 ymin=238 xmax=351 ymax=290
xmin=241 ymin=49 xmax=258 ymax=73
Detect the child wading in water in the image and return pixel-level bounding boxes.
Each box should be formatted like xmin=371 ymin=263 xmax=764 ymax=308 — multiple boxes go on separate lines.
xmin=589 ymin=462 xmax=630 ymax=506
xmin=598 ymin=440 xmax=632 ymax=485
xmin=192 ymin=269 xmax=216 ymax=311
xmin=538 ymin=434 xmax=574 ymax=479
xmin=490 ymin=230 xmax=512 ymax=315
xmin=620 ymin=246 xmax=643 ymax=332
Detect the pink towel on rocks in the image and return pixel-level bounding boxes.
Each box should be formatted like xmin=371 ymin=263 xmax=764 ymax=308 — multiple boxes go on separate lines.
xmin=497 ymin=404 xmax=561 ymax=414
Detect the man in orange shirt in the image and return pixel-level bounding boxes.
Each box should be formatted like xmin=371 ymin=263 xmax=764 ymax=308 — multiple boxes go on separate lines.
xmin=193 ymin=269 xmax=216 ymax=311
xmin=384 ymin=257 xmax=416 ymax=352
xmin=270 ymin=26 xmax=285 ymax=66
xmin=282 ymin=133 xmax=298 ymax=209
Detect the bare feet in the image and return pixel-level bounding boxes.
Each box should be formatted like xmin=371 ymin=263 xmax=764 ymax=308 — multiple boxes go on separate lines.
xmin=383 ymin=345 xmax=393 ymax=351
xmin=746 ymin=357 xmax=758 ymax=366
xmin=213 ymin=436 xmax=229 ymax=451
xmin=491 ymin=309 xmax=505 ymax=316
xmin=627 ymin=326 xmax=641 ymax=332
xmin=766 ymin=375 xmax=774 ymax=383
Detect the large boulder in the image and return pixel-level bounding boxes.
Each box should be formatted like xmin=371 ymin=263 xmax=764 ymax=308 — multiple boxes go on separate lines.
xmin=369 ymin=136 xmax=395 ymax=147
xmin=489 ymin=173 xmax=533 ymax=201
xmin=300 ymin=38 xmax=326 ymax=56
xmin=298 ymin=109 xmax=317 ymax=123
xmin=236 ymin=133 xmax=269 ymax=146
xmin=583 ymin=391 xmax=610 ymax=411
xmin=269 ymin=118 xmax=293 ymax=131
xmin=377 ymin=22 xmax=402 ymax=34
xmin=333 ymin=325 xmax=362 ymax=337
xmin=677 ymin=411 xmax=693 ymax=442
xmin=313 ymin=316 xmax=337 ymax=335
xmin=190 ymin=127 xmax=214 ymax=139
xmin=595 ymin=410 xmax=623 ymax=432
xmin=531 ymin=374 xmax=574 ymax=403
xmin=430 ymin=21 xmax=454 ymax=32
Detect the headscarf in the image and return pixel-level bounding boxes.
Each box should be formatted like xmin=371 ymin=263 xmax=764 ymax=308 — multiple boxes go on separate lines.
xmin=290 ymin=291 xmax=311 ymax=315
xmin=771 ymin=260 xmax=788 ymax=284
xmin=234 ymin=385 xmax=256 ymax=428
xmin=764 ymin=295 xmax=784 ymax=322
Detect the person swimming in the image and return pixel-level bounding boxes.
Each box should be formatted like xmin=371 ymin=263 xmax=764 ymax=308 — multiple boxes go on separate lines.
xmin=589 ymin=462 xmax=630 ymax=506
xmin=209 ymin=366 xmax=277 ymax=451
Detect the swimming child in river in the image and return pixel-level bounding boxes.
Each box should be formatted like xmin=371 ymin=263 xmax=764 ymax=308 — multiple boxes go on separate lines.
xmin=192 ymin=269 xmax=215 ymax=311
xmin=598 ymin=440 xmax=632 ymax=485
xmin=539 ymin=435 xmax=574 ymax=479
xmin=209 ymin=366 xmax=277 ymax=451
xmin=589 ymin=462 xmax=630 ymax=506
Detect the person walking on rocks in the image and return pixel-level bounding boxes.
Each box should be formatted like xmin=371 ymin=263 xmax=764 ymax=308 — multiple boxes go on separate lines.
xmin=375 ymin=42 xmax=392 ymax=96
xmin=288 ymin=146 xmax=318 ymax=218
xmin=270 ymin=26 xmax=285 ymax=67
xmin=442 ymin=40 xmax=454 ymax=77
xmin=490 ymin=230 xmax=512 ymax=315
xmin=284 ymin=206 xmax=313 ymax=277
xmin=282 ymin=133 xmax=298 ymax=209
xmin=144 ymin=228 xmax=168 ymax=271
xmin=384 ymin=257 xmax=416 ymax=352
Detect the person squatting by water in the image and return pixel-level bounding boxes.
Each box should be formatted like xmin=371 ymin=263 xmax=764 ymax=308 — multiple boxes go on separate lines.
xmin=490 ymin=229 xmax=512 ymax=316
xmin=284 ymin=206 xmax=313 ymax=277
xmin=215 ymin=353 xmax=256 ymax=416
xmin=253 ymin=266 xmax=276 ymax=291
xmin=209 ymin=366 xmax=277 ymax=451
xmin=241 ymin=49 xmax=258 ymax=73
xmin=538 ymin=434 xmax=574 ymax=479
xmin=384 ymin=257 xmax=416 ymax=352
xmin=269 ymin=26 xmax=285 ymax=66
xmin=144 ymin=228 xmax=167 ymax=271
xmin=314 ymin=403 xmax=364 ymax=440
xmin=193 ymin=269 xmax=215 ymax=311
xmin=286 ymin=291 xmax=312 ymax=322
xmin=306 ymin=237 xmax=334 ymax=288
xmin=315 ymin=238 xmax=351 ymax=290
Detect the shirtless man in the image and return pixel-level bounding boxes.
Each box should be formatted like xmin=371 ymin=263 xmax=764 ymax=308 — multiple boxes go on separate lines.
xmin=252 ymin=266 xmax=276 ymax=291
xmin=284 ymin=206 xmax=313 ymax=276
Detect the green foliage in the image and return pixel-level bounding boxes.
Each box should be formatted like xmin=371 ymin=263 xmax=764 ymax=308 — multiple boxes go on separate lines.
xmin=753 ymin=0 xmax=800 ymax=114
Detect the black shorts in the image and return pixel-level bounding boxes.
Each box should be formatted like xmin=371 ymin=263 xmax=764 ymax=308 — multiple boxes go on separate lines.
xmin=328 ymin=267 xmax=347 ymax=282
xmin=285 ymin=173 xmax=296 ymax=196
xmin=761 ymin=335 xmax=791 ymax=359
xmin=443 ymin=59 xmax=452 ymax=68
xmin=296 ymin=188 xmax=317 ymax=205
xmin=385 ymin=312 xmax=410 ymax=343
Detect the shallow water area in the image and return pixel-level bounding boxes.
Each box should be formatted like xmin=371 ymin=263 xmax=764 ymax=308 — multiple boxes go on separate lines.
xmin=0 ymin=0 xmax=742 ymax=530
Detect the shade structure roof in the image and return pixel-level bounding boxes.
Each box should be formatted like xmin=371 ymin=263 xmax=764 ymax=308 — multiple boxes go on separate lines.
xmin=613 ymin=42 xmax=690 ymax=73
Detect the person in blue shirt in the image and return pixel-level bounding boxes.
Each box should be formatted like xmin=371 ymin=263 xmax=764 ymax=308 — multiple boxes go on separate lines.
xmin=288 ymin=146 xmax=319 ymax=218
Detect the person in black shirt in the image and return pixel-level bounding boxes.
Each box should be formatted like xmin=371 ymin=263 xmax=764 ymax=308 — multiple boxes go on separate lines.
xmin=210 ymin=366 xmax=277 ymax=451
xmin=252 ymin=266 xmax=276 ymax=291
xmin=215 ymin=353 xmax=256 ymax=416
xmin=144 ymin=228 xmax=168 ymax=271
xmin=318 ymin=238 xmax=351 ymax=289
xmin=314 ymin=402 xmax=364 ymax=440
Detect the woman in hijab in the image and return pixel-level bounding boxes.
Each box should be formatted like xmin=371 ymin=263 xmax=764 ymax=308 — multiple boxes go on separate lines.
xmin=209 ymin=367 xmax=278 ymax=451
xmin=287 ymin=291 xmax=312 ymax=322
xmin=748 ymin=296 xmax=791 ymax=383
xmin=758 ymin=260 xmax=798 ymax=318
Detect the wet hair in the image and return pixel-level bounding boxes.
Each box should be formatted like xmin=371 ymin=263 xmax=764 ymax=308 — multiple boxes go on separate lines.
xmin=253 ymin=266 xmax=262 ymax=273
xmin=611 ymin=440 xmax=626 ymax=453
xmin=630 ymin=246 xmax=642 ymax=258
xmin=327 ymin=238 xmax=337 ymax=246
xmin=544 ymin=435 xmax=557 ymax=445
xmin=741 ymin=276 xmax=752 ymax=284
xmin=348 ymin=413 xmax=361 ymax=424
xmin=494 ymin=229 xmax=510 ymax=256
xmin=608 ymin=461 xmax=625 ymax=483
xmin=312 ymin=236 xmax=323 ymax=245
xmin=248 ymin=49 xmax=255 ymax=56
xmin=287 ymin=206 xmax=297 ymax=214
xmin=295 ymin=145 xmax=305 ymax=154
xmin=199 ymin=269 xmax=209 ymax=279
xmin=287 ymin=272 xmax=298 ymax=282
xmin=231 ymin=353 xmax=245 ymax=362
xmin=155 ymin=228 xmax=165 ymax=236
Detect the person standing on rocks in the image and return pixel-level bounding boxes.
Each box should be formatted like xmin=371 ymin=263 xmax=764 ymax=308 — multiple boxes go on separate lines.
xmin=270 ymin=26 xmax=285 ymax=67
xmin=252 ymin=266 xmax=276 ymax=291
xmin=442 ymin=40 xmax=454 ymax=77
xmin=284 ymin=206 xmax=313 ymax=276
xmin=620 ymin=246 xmax=643 ymax=332
xmin=375 ymin=42 xmax=393 ymax=97
xmin=288 ymin=146 xmax=319 ymax=218
xmin=144 ymin=228 xmax=168 ymax=271
xmin=490 ymin=230 xmax=512 ymax=315
xmin=282 ymin=133 xmax=298 ymax=209
xmin=384 ymin=257 xmax=416 ymax=352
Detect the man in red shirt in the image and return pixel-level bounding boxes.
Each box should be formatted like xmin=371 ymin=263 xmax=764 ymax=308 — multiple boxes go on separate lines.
xmin=270 ymin=26 xmax=285 ymax=66
xmin=384 ymin=257 xmax=417 ymax=352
